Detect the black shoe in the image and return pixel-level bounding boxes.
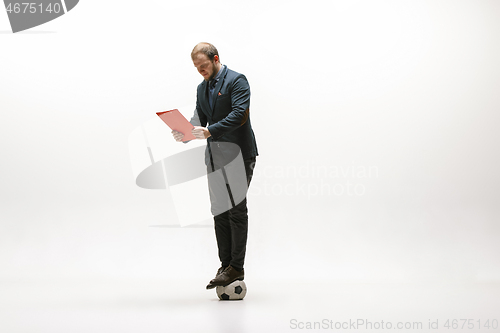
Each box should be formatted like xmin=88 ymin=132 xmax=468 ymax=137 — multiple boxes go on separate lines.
xmin=215 ymin=266 xmax=227 ymax=278
xmin=206 ymin=265 xmax=244 ymax=289
xmin=206 ymin=266 xmax=228 ymax=289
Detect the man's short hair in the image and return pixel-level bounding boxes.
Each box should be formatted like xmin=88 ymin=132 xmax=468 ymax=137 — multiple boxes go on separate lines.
xmin=191 ymin=42 xmax=219 ymax=61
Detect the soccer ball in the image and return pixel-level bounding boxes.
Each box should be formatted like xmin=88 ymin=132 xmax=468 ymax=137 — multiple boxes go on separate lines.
xmin=216 ymin=280 xmax=247 ymax=300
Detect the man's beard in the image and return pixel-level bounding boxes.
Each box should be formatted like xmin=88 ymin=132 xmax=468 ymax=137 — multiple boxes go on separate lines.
xmin=207 ymin=62 xmax=218 ymax=81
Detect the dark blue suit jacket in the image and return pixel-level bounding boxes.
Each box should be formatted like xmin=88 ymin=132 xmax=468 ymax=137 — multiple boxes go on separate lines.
xmin=194 ymin=66 xmax=258 ymax=164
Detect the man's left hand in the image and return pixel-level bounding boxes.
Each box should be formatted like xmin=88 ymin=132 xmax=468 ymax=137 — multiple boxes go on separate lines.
xmin=192 ymin=126 xmax=211 ymax=139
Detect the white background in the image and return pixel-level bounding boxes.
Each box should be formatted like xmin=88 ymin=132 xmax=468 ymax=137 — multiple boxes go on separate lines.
xmin=1 ymin=1 xmax=500 ymax=331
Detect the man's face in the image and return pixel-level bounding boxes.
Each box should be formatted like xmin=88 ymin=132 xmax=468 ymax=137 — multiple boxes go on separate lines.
xmin=193 ymin=54 xmax=218 ymax=81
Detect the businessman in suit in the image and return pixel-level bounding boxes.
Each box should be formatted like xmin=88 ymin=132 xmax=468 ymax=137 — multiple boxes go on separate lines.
xmin=172 ymin=43 xmax=258 ymax=289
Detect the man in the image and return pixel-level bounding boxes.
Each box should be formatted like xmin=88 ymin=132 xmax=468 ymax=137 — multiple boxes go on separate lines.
xmin=172 ymin=42 xmax=258 ymax=289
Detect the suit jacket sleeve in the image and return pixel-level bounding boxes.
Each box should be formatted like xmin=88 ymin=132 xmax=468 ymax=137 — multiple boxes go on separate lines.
xmin=207 ymin=75 xmax=250 ymax=140
xmin=183 ymin=101 xmax=207 ymax=144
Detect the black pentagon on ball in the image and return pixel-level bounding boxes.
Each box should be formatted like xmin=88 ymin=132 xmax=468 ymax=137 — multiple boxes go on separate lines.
xmin=221 ymin=293 xmax=230 ymax=300
xmin=234 ymin=285 xmax=243 ymax=294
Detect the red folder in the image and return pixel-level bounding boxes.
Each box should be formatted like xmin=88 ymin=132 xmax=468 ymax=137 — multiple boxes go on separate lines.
xmin=156 ymin=109 xmax=196 ymax=142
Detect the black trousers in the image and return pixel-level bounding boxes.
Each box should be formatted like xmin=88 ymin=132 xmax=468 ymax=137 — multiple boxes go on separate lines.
xmin=213 ymin=157 xmax=256 ymax=270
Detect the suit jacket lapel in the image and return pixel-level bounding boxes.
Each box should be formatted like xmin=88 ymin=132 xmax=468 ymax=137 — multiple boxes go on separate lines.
xmin=200 ymin=80 xmax=212 ymax=116
xmin=211 ymin=66 xmax=228 ymax=111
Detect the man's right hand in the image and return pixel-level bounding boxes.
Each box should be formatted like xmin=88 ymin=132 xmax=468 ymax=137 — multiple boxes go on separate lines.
xmin=172 ymin=130 xmax=184 ymax=142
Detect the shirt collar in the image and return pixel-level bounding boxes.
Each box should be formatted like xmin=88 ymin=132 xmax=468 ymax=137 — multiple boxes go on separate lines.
xmin=209 ymin=64 xmax=225 ymax=87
